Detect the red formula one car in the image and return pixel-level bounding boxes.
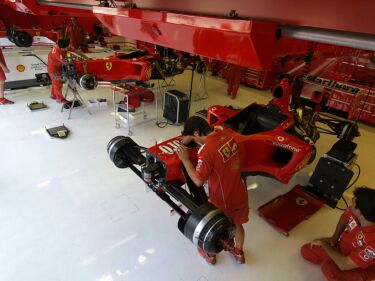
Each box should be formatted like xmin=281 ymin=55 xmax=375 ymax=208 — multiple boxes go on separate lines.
xmin=73 ymin=50 xmax=153 ymax=88
xmin=147 ymin=78 xmax=315 ymax=185
xmin=108 ymin=78 xmax=360 ymax=251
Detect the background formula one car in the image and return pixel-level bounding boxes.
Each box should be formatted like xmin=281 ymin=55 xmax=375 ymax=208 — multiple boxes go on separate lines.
xmin=72 ymin=50 xmax=153 ymax=90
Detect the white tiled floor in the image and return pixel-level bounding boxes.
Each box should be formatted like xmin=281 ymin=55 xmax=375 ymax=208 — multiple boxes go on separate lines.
xmin=0 ymin=73 xmax=374 ymax=281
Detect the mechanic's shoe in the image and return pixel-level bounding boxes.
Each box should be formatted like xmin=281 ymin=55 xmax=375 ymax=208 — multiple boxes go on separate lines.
xmin=0 ymin=97 xmax=14 ymax=105
xmin=50 ymin=95 xmax=56 ymax=100
xmin=56 ymin=98 xmax=69 ymax=104
xmin=229 ymin=247 xmax=245 ymax=264
xmin=198 ymin=248 xmax=216 ymax=265
xmin=221 ymin=238 xmax=235 ymax=252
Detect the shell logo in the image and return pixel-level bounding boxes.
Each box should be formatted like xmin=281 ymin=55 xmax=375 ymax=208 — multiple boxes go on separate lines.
xmin=16 ymin=65 xmax=25 ymax=72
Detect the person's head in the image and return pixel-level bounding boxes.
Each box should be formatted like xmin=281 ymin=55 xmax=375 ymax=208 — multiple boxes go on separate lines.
xmin=352 ymin=186 xmax=375 ymax=223
xmin=57 ymin=38 xmax=70 ymax=50
xmin=181 ymin=116 xmax=213 ymax=145
xmin=71 ymin=16 xmax=77 ymax=25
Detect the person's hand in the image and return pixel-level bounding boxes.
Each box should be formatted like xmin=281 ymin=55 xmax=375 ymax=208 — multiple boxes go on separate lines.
xmin=311 ymin=237 xmax=336 ymax=248
xmin=311 ymin=238 xmax=324 ymax=248
xmin=176 ymin=145 xmax=190 ymax=162
xmin=321 ymin=237 xmax=338 ymax=247
xmin=53 ymin=73 xmax=62 ymax=80
xmin=180 ymin=135 xmax=193 ymax=145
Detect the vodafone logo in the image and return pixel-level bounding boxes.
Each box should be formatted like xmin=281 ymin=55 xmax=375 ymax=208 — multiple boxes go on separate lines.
xmin=277 ymin=136 xmax=284 ymax=142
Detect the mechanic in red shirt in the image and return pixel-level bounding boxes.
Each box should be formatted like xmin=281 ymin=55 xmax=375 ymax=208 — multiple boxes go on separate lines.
xmin=0 ymin=48 xmax=14 ymax=105
xmin=301 ymin=186 xmax=375 ymax=281
xmin=226 ymin=63 xmax=246 ymax=99
xmin=176 ymin=116 xmax=249 ymax=265
xmin=47 ymin=38 xmax=88 ymax=103
xmin=65 ymin=17 xmax=86 ymax=50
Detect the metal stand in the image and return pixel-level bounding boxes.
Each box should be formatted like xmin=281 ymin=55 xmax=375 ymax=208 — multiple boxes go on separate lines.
xmin=112 ymin=86 xmax=158 ymax=136
xmin=193 ymin=71 xmax=208 ymax=101
xmin=61 ymin=78 xmax=92 ymax=119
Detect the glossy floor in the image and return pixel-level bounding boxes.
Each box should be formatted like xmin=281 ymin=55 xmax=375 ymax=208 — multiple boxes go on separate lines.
xmin=1 ymin=73 xmax=374 ymax=281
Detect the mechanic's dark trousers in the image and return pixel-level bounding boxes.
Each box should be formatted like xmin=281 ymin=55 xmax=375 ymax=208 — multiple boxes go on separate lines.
xmin=226 ymin=64 xmax=245 ymax=99
xmin=49 ymin=75 xmax=64 ymax=101
xmin=301 ymin=243 xmax=375 ymax=281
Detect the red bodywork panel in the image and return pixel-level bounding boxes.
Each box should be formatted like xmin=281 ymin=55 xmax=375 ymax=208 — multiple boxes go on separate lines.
xmin=0 ymin=2 xmax=100 ymax=35
xmin=111 ymin=83 xmax=154 ymax=109
xmin=148 ymin=137 xmax=198 ymax=185
xmin=8 ymin=0 xmax=374 ymax=34
xmin=75 ymin=55 xmax=152 ymax=82
xmin=93 ymin=8 xmax=277 ymax=71
xmin=258 ymin=184 xmax=325 ymax=235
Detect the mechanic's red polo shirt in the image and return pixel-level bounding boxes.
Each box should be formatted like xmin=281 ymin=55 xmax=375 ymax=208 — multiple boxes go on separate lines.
xmin=47 ymin=45 xmax=69 ymax=74
xmin=194 ymin=128 xmax=249 ymax=215
xmin=339 ymin=207 xmax=375 ymax=269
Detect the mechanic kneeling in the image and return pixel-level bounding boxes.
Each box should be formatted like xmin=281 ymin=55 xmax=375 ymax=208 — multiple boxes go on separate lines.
xmin=47 ymin=38 xmax=88 ymax=103
xmin=176 ymin=116 xmax=249 ymax=264
xmin=301 ymin=186 xmax=375 ymax=281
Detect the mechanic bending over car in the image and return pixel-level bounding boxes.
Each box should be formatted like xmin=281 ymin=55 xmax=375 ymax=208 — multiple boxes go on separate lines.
xmin=47 ymin=38 xmax=88 ymax=104
xmin=301 ymin=186 xmax=375 ymax=281
xmin=0 ymin=48 xmax=14 ymax=105
xmin=176 ymin=116 xmax=249 ymax=265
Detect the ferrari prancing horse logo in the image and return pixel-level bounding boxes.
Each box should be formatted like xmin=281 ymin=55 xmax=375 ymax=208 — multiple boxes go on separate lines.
xmin=106 ymin=62 xmax=112 ymax=71
xmin=296 ymin=196 xmax=308 ymax=206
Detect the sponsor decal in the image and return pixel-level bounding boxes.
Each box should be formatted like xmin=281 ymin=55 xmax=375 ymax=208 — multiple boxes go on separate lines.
xmin=35 ymin=31 xmax=41 ymax=36
xmin=158 ymin=140 xmax=182 ymax=154
xmin=303 ymin=74 xmax=362 ymax=94
xmin=355 ymin=232 xmax=364 ymax=247
xmin=272 ymin=141 xmax=301 ymax=153
xmin=296 ymin=196 xmax=308 ymax=206
xmin=196 ymin=159 xmax=203 ymax=169
xmin=365 ymin=247 xmax=375 ymax=259
xmin=359 ymin=247 xmax=375 ymax=262
xmin=277 ymin=136 xmax=285 ymax=142
xmin=221 ymin=146 xmax=231 ymax=159
xmin=348 ymin=218 xmax=358 ymax=230
xmin=16 ymin=64 xmax=25 ymax=72
xmin=218 ymin=138 xmax=237 ymax=162
xmin=106 ymin=62 xmax=113 ymax=71
xmin=30 ymin=62 xmax=45 ymax=71
xmin=359 ymin=251 xmax=370 ymax=261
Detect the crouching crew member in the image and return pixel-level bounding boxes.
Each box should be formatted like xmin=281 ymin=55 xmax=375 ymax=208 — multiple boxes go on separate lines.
xmin=301 ymin=186 xmax=375 ymax=281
